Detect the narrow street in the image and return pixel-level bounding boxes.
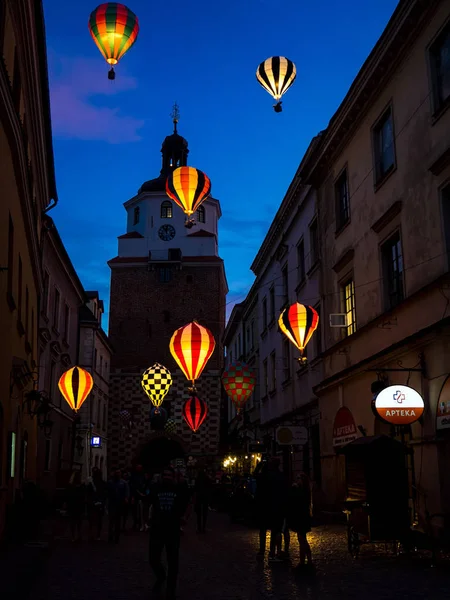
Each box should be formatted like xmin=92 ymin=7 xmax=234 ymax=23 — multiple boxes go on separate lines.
xmin=27 ymin=512 xmax=450 ymax=600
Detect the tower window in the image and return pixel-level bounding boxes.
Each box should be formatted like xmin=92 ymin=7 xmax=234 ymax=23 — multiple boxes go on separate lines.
xmin=161 ymin=201 xmax=173 ymax=219
xmin=133 ymin=206 xmax=140 ymax=225
xmin=197 ymin=206 xmax=205 ymax=223
xmin=159 ymin=267 xmax=172 ymax=283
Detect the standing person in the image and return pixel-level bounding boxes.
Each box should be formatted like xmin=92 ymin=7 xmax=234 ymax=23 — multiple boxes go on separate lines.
xmin=148 ymin=466 xmax=192 ymax=600
xmin=107 ymin=469 xmax=129 ymax=544
xmin=194 ymin=468 xmax=212 ymax=533
xmin=130 ymin=464 xmax=145 ymax=530
xmin=86 ymin=467 xmax=107 ymax=541
xmin=66 ymin=471 xmax=85 ymax=542
xmin=286 ymin=472 xmax=314 ymax=570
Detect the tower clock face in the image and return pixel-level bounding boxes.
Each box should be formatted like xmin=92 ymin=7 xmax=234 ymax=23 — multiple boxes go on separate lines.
xmin=158 ymin=224 xmax=176 ymax=241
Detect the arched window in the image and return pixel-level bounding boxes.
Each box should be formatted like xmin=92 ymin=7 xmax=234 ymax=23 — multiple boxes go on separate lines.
xmin=197 ymin=205 xmax=205 ymax=223
xmin=161 ymin=201 xmax=173 ymax=218
xmin=133 ymin=206 xmax=140 ymax=225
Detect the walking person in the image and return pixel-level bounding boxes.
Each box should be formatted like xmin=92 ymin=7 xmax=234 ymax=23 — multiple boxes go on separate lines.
xmin=107 ymin=469 xmax=129 ymax=544
xmin=66 ymin=471 xmax=85 ymax=542
xmin=287 ymin=472 xmax=314 ymax=571
xmin=148 ymin=466 xmax=192 ymax=600
xmin=86 ymin=467 xmax=107 ymax=541
xmin=194 ymin=468 xmax=212 ymax=533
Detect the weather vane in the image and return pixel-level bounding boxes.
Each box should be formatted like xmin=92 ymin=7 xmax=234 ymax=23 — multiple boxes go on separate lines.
xmin=170 ymin=102 xmax=180 ymax=132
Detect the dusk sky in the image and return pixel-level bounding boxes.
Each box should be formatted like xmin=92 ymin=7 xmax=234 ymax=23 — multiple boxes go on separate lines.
xmin=43 ymin=0 xmax=399 ymax=330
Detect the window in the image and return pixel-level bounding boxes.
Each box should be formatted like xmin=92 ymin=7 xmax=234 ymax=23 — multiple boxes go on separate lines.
xmin=9 ymin=432 xmax=16 ymax=479
xmin=282 ymin=264 xmax=288 ymax=305
xmin=270 ymin=352 xmax=276 ymax=391
xmin=197 ymin=205 xmax=205 ymax=223
xmin=18 ymin=254 xmax=22 ymax=322
xmin=53 ymin=288 xmax=60 ymax=329
xmin=269 ymin=287 xmax=275 ymax=323
xmin=42 ymin=271 xmax=49 ymax=316
xmin=263 ymin=359 xmax=268 ymax=396
xmin=262 ymin=297 xmax=267 ymax=330
xmin=63 ymin=304 xmax=70 ymax=341
xmin=297 ymin=239 xmax=305 ymax=283
xmin=133 ymin=206 xmax=140 ymax=225
xmin=335 ymin=168 xmax=350 ymax=229
xmin=309 ymin=220 xmax=319 ymax=267
xmin=7 ymin=214 xmax=14 ymax=300
xmin=373 ymin=107 xmax=395 ymax=183
xmin=159 ymin=267 xmax=172 ymax=283
xmin=105 ymin=361 xmax=108 ymax=376
xmin=429 ymin=22 xmax=450 ymax=113
xmin=342 ymin=279 xmax=356 ymax=336
xmin=382 ymin=232 xmax=404 ymax=309
xmin=161 ymin=201 xmax=173 ymax=218
xmin=283 ymin=339 xmax=291 ymax=381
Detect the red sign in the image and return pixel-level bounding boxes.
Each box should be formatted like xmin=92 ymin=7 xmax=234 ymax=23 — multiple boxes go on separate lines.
xmin=333 ymin=407 xmax=358 ymax=448
xmin=437 ymin=376 xmax=450 ymax=430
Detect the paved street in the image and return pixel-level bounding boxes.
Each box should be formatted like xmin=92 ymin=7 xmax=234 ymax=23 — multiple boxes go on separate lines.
xmin=28 ymin=512 xmax=450 ymax=600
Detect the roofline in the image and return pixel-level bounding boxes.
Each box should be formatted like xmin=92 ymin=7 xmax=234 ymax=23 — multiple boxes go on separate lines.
xmin=223 ymin=302 xmax=244 ymax=345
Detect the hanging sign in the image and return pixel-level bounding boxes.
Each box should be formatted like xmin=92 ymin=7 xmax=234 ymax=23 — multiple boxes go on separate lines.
xmin=91 ymin=436 xmax=101 ymax=448
xmin=276 ymin=426 xmax=308 ymax=446
xmin=437 ymin=376 xmax=450 ymax=430
xmin=374 ymin=384 xmax=424 ymax=425
xmin=333 ymin=407 xmax=358 ymax=447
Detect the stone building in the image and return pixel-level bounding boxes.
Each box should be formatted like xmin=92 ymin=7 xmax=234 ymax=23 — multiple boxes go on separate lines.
xmin=107 ymin=117 xmax=227 ymax=471
xmin=298 ymin=0 xmax=450 ymax=526
xmin=0 ymin=0 xmax=57 ymax=537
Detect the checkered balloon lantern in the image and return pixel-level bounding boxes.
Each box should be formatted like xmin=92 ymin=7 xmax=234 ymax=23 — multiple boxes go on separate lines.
xmin=150 ymin=406 xmax=168 ymax=431
xmin=182 ymin=396 xmax=208 ymax=433
xmin=119 ymin=409 xmax=133 ymax=430
xmin=141 ymin=363 xmax=173 ymax=408
xmin=164 ymin=418 xmax=177 ymax=435
xmin=221 ymin=361 xmax=256 ymax=412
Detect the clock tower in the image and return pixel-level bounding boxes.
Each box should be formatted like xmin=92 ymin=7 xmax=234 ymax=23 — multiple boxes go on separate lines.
xmin=107 ymin=109 xmax=228 ymax=471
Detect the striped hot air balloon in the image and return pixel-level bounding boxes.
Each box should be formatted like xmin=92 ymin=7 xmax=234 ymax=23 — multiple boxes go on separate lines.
xmin=278 ymin=302 xmax=319 ymax=363
xmin=58 ymin=366 xmax=94 ymax=412
xmin=221 ymin=361 xmax=256 ymax=412
xmin=166 ymin=167 xmax=211 ymax=228
xmin=169 ymin=321 xmax=215 ymax=390
xmin=256 ymin=56 xmax=296 ymax=112
xmin=182 ymin=396 xmax=208 ymax=433
xmin=88 ymin=3 xmax=139 ymax=80
xmin=141 ymin=363 xmax=173 ymax=408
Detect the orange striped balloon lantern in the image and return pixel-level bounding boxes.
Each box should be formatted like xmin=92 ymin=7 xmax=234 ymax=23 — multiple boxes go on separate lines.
xmin=169 ymin=321 xmax=215 ymax=390
xmin=166 ymin=166 xmax=211 ymax=228
xmin=278 ymin=302 xmax=319 ymax=363
xmin=182 ymin=396 xmax=208 ymax=433
xmin=58 ymin=366 xmax=94 ymax=412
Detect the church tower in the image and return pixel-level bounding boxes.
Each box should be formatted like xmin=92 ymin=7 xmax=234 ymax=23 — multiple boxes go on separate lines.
xmin=107 ymin=108 xmax=228 ymax=471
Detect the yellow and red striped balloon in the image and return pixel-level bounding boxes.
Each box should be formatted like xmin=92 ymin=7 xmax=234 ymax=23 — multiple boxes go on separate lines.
xmin=165 ymin=166 xmax=211 ymax=218
xmin=278 ymin=303 xmax=319 ymax=358
xmin=169 ymin=321 xmax=215 ymax=385
xmin=58 ymin=366 xmax=94 ymax=412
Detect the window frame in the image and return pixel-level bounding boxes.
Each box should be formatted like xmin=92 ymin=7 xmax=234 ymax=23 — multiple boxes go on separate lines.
xmin=341 ymin=278 xmax=357 ymax=336
xmin=371 ymin=102 xmax=396 ymax=187
xmin=133 ymin=206 xmax=140 ymax=225
xmin=160 ymin=201 xmax=173 ymax=219
xmin=159 ymin=267 xmax=172 ymax=283
xmin=53 ymin=287 xmax=60 ymax=331
xmin=428 ymin=19 xmax=450 ymax=118
xmin=262 ymin=297 xmax=268 ymax=331
xmin=281 ymin=263 xmax=289 ymax=306
xmin=197 ymin=205 xmax=206 ymax=223
xmin=334 ymin=165 xmax=350 ymax=232
xmin=381 ymin=230 xmax=405 ymax=311
xmin=440 ymin=182 xmax=450 ymax=270
xmin=269 ymin=286 xmax=275 ymax=324
xmin=63 ymin=304 xmax=70 ymax=342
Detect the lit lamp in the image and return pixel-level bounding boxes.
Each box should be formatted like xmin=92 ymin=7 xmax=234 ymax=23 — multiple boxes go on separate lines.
xmin=278 ymin=302 xmax=319 ymax=364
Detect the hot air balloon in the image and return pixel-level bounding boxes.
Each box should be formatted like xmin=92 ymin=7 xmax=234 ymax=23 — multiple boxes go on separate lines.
xmin=221 ymin=361 xmax=256 ymax=412
xmin=278 ymin=302 xmax=319 ymax=363
xmin=88 ymin=3 xmax=139 ymax=80
xmin=169 ymin=321 xmax=215 ymax=391
xmin=58 ymin=366 xmax=94 ymax=412
xmin=141 ymin=363 xmax=173 ymax=408
xmin=164 ymin=418 xmax=177 ymax=435
xmin=256 ymin=56 xmax=296 ymax=113
xmin=182 ymin=396 xmax=208 ymax=433
xmin=166 ymin=166 xmax=211 ymax=228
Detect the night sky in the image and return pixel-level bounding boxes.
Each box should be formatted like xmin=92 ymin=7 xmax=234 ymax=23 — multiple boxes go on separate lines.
xmin=43 ymin=0 xmax=399 ymax=329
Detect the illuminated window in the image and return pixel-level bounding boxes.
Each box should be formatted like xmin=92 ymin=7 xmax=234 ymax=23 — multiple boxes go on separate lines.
xmin=197 ymin=206 xmax=205 ymax=223
xmin=342 ymin=279 xmax=356 ymax=335
xmin=161 ymin=201 xmax=173 ymax=218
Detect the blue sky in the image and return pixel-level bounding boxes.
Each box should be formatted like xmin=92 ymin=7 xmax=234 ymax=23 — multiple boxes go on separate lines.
xmin=43 ymin=0 xmax=399 ymax=329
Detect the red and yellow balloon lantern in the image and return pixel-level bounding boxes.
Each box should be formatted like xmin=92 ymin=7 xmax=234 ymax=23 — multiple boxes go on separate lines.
xmin=58 ymin=366 xmax=94 ymax=412
xmin=221 ymin=361 xmax=256 ymax=412
xmin=182 ymin=396 xmax=208 ymax=433
xmin=165 ymin=166 xmax=211 ymax=228
xmin=278 ymin=302 xmax=319 ymax=363
xmin=88 ymin=3 xmax=139 ymax=80
xmin=169 ymin=321 xmax=215 ymax=391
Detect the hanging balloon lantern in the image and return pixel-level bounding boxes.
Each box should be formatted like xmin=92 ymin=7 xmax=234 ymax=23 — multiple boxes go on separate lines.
xmin=141 ymin=363 xmax=173 ymax=408
xmin=88 ymin=3 xmax=140 ymax=80
xmin=278 ymin=303 xmax=319 ymax=363
xmin=221 ymin=361 xmax=256 ymax=412
xmin=166 ymin=166 xmax=211 ymax=228
xmin=182 ymin=396 xmax=208 ymax=433
xmin=164 ymin=418 xmax=177 ymax=435
xmin=58 ymin=366 xmax=94 ymax=412
xmin=256 ymin=56 xmax=296 ymax=113
xmin=169 ymin=321 xmax=215 ymax=391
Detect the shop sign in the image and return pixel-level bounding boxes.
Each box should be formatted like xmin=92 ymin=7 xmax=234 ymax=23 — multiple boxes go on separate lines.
xmin=374 ymin=384 xmax=424 ymax=425
xmin=437 ymin=376 xmax=450 ymax=430
xmin=276 ymin=426 xmax=308 ymax=446
xmin=333 ymin=407 xmax=358 ymax=448
xmin=91 ymin=436 xmax=102 ymax=448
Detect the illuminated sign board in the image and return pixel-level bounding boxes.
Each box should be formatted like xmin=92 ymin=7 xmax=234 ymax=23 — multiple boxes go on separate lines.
xmin=91 ymin=436 xmax=102 ymax=448
xmin=374 ymin=385 xmax=424 ymax=425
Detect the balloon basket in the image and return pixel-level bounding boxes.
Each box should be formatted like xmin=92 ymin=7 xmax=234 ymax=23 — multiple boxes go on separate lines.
xmin=184 ymin=219 xmax=196 ymax=229
xmin=108 ymin=67 xmax=116 ymax=81
xmin=297 ymin=356 xmax=308 ymax=365
xmin=274 ymin=102 xmax=282 ymax=113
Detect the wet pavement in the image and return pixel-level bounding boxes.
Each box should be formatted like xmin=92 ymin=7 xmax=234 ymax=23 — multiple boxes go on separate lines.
xmin=28 ymin=512 xmax=450 ymax=600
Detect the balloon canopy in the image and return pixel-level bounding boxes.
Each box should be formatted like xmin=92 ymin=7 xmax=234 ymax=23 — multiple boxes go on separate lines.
xmin=58 ymin=366 xmax=94 ymax=412
xmin=141 ymin=363 xmax=173 ymax=407
xmin=221 ymin=361 xmax=256 ymax=411
xmin=169 ymin=321 xmax=215 ymax=387
xmin=256 ymin=56 xmax=296 ymax=112
xmin=182 ymin=396 xmax=208 ymax=433
xmin=165 ymin=166 xmax=211 ymax=224
xmin=278 ymin=302 xmax=319 ymax=360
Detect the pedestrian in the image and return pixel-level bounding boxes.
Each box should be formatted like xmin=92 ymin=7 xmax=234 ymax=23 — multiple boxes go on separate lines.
xmin=286 ymin=472 xmax=314 ymax=571
xmin=66 ymin=470 xmax=85 ymax=542
xmin=107 ymin=469 xmax=129 ymax=543
xmin=148 ymin=465 xmax=192 ymax=600
xmin=86 ymin=467 xmax=107 ymax=541
xmin=194 ymin=468 xmax=212 ymax=533
xmin=130 ymin=464 xmax=145 ymax=530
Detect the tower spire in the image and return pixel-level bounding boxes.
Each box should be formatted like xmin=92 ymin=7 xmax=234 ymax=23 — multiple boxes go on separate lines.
xmin=170 ymin=102 xmax=180 ymax=133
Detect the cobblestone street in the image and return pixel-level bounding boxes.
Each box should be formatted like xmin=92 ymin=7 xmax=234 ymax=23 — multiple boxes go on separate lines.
xmin=24 ymin=512 xmax=450 ymax=600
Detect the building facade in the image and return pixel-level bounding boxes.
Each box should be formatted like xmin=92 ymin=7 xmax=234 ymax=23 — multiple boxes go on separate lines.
xmin=108 ymin=118 xmax=228 ymax=471
xmin=298 ymin=0 xmax=450 ymax=526
xmin=0 ymin=0 xmax=57 ymax=537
